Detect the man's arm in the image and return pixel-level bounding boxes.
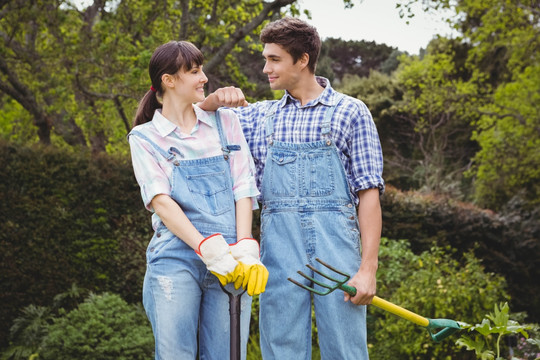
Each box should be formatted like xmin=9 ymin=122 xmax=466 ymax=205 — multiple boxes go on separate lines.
xmin=198 ymin=86 xmax=248 ymax=111
xmin=344 ymin=188 xmax=381 ymax=305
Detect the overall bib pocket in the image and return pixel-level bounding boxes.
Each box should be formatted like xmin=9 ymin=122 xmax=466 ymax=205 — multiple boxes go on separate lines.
xmin=186 ymin=170 xmax=232 ymax=215
xmin=303 ymin=150 xmax=335 ymax=196
xmin=269 ymin=151 xmax=297 ymax=197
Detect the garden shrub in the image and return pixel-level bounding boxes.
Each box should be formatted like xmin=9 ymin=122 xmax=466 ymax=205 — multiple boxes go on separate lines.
xmin=1 ymin=141 xmax=538 ymax=352
xmin=39 ymin=292 xmax=153 ymax=359
xmin=0 ymin=141 xmax=150 ymax=346
xmin=381 ymin=186 xmax=540 ymax=322
xmin=370 ymin=238 xmax=509 ymax=359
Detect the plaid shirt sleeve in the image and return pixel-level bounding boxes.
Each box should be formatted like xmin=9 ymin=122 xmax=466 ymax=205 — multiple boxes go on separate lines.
xmin=230 ymin=101 xmax=272 ymax=149
xmin=218 ymin=109 xmax=260 ymax=208
xmin=128 ymin=133 xmax=171 ymax=211
xmin=337 ymin=97 xmax=385 ymax=195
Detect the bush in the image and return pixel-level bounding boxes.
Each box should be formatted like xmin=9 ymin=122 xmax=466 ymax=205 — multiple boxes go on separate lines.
xmin=0 ymin=141 xmax=151 ymax=346
xmin=370 ymin=238 xmax=509 ymax=359
xmin=40 ymin=293 xmax=153 ymax=359
xmin=381 ymin=186 xmax=540 ymax=322
xmin=1 ymin=141 xmax=538 ymax=353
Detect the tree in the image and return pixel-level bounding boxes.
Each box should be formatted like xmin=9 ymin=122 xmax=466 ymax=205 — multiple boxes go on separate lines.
xmin=470 ymin=65 xmax=540 ymax=209
xmin=399 ymin=0 xmax=540 ymax=210
xmin=0 ymin=0 xmax=299 ymax=152
xmin=390 ymin=41 xmax=480 ymax=196
xmin=319 ymin=38 xmax=398 ymax=82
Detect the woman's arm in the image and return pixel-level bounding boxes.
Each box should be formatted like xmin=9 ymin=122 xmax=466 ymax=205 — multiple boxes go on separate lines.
xmin=235 ymin=197 xmax=253 ymax=241
xmin=151 ymin=194 xmax=204 ymax=250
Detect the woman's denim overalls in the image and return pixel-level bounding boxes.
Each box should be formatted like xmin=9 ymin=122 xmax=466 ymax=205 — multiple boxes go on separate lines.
xmin=258 ymin=95 xmax=369 ymax=360
xmin=129 ymin=110 xmax=251 ymax=360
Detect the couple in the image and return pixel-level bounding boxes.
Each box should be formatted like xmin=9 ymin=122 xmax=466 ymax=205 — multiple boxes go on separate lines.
xmin=128 ymin=16 xmax=385 ymax=360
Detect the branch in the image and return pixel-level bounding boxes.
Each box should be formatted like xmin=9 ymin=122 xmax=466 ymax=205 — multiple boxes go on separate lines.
xmin=179 ymin=0 xmax=190 ymax=39
xmin=74 ymin=73 xmax=132 ymax=133
xmin=204 ymin=0 xmax=295 ymax=74
xmin=479 ymin=108 xmax=540 ymax=136
xmin=0 ymin=55 xmax=49 ymax=126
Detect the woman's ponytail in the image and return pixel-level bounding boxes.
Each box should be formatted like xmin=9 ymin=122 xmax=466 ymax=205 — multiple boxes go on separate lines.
xmin=133 ymin=87 xmax=161 ymax=127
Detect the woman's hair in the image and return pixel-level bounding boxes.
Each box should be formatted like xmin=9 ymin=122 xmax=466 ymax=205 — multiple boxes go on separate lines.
xmin=133 ymin=41 xmax=204 ymax=127
xmin=260 ymin=17 xmax=321 ymax=74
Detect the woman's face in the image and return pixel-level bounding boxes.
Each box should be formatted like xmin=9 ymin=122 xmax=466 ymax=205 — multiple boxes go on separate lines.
xmin=171 ymin=64 xmax=208 ymax=103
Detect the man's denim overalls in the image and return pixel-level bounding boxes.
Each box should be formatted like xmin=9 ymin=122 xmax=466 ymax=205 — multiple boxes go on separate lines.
xmin=129 ymin=110 xmax=251 ymax=360
xmin=259 ymin=95 xmax=369 ymax=359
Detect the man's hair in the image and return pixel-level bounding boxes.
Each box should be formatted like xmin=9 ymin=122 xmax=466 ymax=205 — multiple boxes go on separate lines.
xmin=260 ymin=17 xmax=321 ymax=73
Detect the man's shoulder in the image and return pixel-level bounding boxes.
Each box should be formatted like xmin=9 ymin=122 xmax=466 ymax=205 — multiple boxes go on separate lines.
xmin=233 ymin=99 xmax=281 ymax=117
xmin=332 ymin=92 xmax=370 ymax=115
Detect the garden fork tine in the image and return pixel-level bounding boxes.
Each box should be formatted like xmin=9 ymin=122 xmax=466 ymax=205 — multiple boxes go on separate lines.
xmin=288 ymin=258 xmax=462 ymax=342
xmin=287 ymin=258 xmax=352 ymax=296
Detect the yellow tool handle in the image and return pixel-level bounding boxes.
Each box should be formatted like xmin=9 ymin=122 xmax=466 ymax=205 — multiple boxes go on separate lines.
xmin=371 ymin=296 xmax=429 ymax=327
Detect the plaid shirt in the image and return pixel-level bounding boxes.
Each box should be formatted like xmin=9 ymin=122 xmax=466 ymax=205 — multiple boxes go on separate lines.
xmin=233 ymin=77 xmax=384 ymax=204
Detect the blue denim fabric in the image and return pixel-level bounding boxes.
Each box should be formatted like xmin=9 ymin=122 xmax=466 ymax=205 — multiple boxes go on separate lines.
xmin=130 ymin=110 xmax=252 ymax=360
xmin=259 ymin=97 xmax=369 ymax=359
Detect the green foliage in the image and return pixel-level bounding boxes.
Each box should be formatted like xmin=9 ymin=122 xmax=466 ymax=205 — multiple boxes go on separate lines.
xmin=469 ymin=64 xmax=540 ymax=209
xmin=1 ymin=305 xmax=53 ymax=360
xmin=0 ymin=0 xmax=298 ymax=151
xmin=390 ymin=42 xmax=479 ymax=196
xmin=457 ymin=303 xmax=539 ymax=360
xmin=397 ymin=0 xmax=540 ymax=211
xmin=39 ymin=293 xmax=153 ymax=359
xmin=381 ymin=186 xmax=540 ymax=323
xmin=318 ymin=38 xmax=398 ymax=82
xmin=0 ymin=141 xmax=151 ymax=347
xmin=6 ymin=292 xmax=152 ymax=360
xmin=370 ymin=238 xmax=509 ymax=359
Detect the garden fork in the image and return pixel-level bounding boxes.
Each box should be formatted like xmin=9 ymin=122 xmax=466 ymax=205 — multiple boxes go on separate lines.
xmin=288 ymin=258 xmax=461 ymax=342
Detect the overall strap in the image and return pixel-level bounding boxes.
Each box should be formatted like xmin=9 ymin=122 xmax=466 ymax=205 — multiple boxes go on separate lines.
xmin=321 ymin=93 xmax=346 ymax=139
xmin=264 ymin=101 xmax=280 ymax=145
xmin=128 ymin=130 xmax=181 ymax=164
xmin=215 ymin=109 xmax=240 ymax=160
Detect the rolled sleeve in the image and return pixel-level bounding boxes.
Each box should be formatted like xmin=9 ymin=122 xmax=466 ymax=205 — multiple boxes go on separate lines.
xmin=128 ymin=134 xmax=171 ymax=211
xmin=348 ymin=101 xmax=385 ymax=195
xmin=220 ymin=109 xmax=260 ymax=209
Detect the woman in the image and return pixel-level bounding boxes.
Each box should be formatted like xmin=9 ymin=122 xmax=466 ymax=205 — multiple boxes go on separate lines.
xmin=128 ymin=40 xmax=268 ymax=359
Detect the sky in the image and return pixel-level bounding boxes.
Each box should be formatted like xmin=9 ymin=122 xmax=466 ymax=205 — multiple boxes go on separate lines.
xmin=299 ymin=0 xmax=457 ymax=54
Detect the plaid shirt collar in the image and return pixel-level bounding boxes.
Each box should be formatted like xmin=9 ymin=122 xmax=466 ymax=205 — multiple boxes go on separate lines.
xmin=280 ymin=76 xmax=335 ymax=108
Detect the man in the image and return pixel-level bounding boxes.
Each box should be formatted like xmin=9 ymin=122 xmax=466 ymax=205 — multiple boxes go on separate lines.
xmin=201 ymin=16 xmax=384 ymax=360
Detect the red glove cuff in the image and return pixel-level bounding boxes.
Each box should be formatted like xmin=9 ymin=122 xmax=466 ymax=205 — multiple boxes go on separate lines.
xmin=195 ymin=233 xmax=222 ymax=255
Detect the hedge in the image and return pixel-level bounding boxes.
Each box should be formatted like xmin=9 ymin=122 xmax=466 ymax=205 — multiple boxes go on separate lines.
xmin=1 ymin=141 xmax=538 ymax=349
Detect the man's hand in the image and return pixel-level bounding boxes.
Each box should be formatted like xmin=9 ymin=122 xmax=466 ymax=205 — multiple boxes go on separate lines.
xmin=344 ymin=266 xmax=377 ymax=305
xmin=198 ymin=86 xmax=248 ymax=111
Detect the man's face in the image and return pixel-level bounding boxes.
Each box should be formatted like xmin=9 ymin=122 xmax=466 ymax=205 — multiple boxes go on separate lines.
xmin=262 ymin=43 xmax=304 ymax=91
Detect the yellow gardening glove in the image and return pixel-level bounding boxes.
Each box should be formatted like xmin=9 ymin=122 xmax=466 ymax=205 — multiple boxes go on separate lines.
xmin=195 ymin=234 xmax=244 ymax=286
xmin=230 ymin=238 xmax=269 ymax=296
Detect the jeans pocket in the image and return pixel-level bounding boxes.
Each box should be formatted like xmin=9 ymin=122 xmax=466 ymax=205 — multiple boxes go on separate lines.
xmin=186 ymin=170 xmax=233 ymax=215
xmin=338 ymin=209 xmax=361 ymax=252
xmin=147 ymin=224 xmax=174 ymax=264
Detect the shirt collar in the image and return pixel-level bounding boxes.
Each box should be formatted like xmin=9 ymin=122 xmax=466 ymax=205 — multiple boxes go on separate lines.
xmin=151 ymin=105 xmax=214 ymax=137
xmin=282 ymin=76 xmax=336 ymax=108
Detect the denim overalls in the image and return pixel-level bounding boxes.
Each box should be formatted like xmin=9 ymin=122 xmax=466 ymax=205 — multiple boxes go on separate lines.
xmin=129 ymin=110 xmax=251 ymax=360
xmin=258 ymin=95 xmax=369 ymax=359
